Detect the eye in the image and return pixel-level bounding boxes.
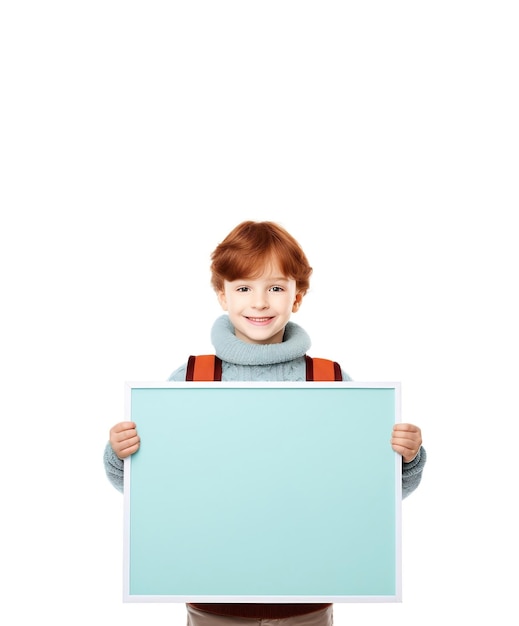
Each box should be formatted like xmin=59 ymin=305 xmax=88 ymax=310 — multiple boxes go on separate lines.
xmin=270 ymin=285 xmax=284 ymax=292
xmin=236 ymin=286 xmax=250 ymax=292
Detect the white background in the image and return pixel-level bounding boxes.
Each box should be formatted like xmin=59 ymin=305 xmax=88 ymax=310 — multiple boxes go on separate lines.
xmin=1 ymin=2 xmax=518 ymax=625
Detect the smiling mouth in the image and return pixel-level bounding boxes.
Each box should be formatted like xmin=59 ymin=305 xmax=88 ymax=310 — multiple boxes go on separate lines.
xmin=247 ymin=317 xmax=273 ymax=323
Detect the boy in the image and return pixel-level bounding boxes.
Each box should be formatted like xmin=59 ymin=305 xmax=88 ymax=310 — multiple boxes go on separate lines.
xmin=104 ymin=220 xmax=426 ymax=626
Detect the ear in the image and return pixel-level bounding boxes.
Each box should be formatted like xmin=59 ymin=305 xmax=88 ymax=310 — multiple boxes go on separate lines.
xmin=217 ymin=290 xmax=228 ymax=311
xmin=292 ymin=292 xmax=303 ymax=313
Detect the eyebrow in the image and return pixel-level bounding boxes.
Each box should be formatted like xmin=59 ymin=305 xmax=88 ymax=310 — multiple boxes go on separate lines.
xmin=233 ymin=276 xmax=290 ymax=283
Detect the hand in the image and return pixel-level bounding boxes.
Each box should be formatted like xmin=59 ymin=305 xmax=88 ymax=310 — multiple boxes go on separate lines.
xmin=110 ymin=421 xmax=140 ymax=459
xmin=391 ymin=423 xmax=422 ymax=463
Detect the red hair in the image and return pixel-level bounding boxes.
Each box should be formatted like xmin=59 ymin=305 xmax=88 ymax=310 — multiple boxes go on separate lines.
xmin=210 ymin=221 xmax=312 ymax=294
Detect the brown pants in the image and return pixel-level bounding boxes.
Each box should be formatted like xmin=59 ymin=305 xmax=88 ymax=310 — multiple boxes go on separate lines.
xmin=186 ymin=604 xmax=333 ymax=626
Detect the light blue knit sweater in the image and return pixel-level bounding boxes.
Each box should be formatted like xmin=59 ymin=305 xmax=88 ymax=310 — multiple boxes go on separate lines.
xmin=103 ymin=315 xmax=426 ymax=495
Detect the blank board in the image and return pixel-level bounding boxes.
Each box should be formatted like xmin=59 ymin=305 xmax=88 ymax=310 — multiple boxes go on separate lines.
xmin=123 ymin=382 xmax=401 ymax=602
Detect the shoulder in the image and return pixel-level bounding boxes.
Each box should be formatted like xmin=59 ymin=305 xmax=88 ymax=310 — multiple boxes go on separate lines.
xmin=341 ymin=368 xmax=352 ymax=381
xmin=168 ymin=363 xmax=188 ymax=381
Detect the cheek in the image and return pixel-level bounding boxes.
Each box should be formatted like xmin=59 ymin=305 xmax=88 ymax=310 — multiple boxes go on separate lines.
xmin=217 ymin=292 xmax=228 ymax=310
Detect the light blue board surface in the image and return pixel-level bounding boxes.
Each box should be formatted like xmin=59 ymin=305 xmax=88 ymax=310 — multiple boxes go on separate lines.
xmin=125 ymin=384 xmax=399 ymax=600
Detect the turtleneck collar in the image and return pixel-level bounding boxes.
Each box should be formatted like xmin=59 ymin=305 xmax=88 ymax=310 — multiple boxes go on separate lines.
xmin=210 ymin=314 xmax=311 ymax=366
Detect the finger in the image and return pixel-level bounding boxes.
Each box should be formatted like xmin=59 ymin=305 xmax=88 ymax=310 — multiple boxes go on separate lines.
xmin=391 ymin=445 xmax=418 ymax=463
xmin=391 ymin=433 xmax=420 ymax=462
xmin=392 ymin=440 xmax=419 ymax=455
xmin=393 ymin=423 xmax=420 ymax=434
xmin=392 ymin=425 xmax=422 ymax=447
xmin=391 ymin=428 xmax=420 ymax=443
xmin=118 ymin=433 xmax=140 ymax=447
xmin=391 ymin=436 xmax=421 ymax=453
xmin=110 ymin=421 xmax=137 ymax=435
xmin=392 ymin=431 xmax=421 ymax=444
xmin=115 ymin=436 xmax=140 ymax=459
xmin=112 ymin=427 xmax=139 ymax=443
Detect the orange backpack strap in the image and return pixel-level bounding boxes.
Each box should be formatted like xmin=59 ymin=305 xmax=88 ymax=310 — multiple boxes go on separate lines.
xmin=186 ymin=354 xmax=341 ymax=382
xmin=186 ymin=355 xmax=223 ymax=381
xmin=305 ymin=355 xmax=343 ymax=381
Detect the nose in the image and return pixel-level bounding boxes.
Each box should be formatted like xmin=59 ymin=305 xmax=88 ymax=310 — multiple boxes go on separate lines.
xmin=252 ymin=292 xmax=269 ymax=309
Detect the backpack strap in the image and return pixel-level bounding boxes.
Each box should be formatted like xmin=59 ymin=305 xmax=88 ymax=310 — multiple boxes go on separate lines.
xmin=305 ymin=355 xmax=343 ymax=381
xmin=186 ymin=355 xmax=223 ymax=381
xmin=186 ymin=354 xmax=342 ymax=381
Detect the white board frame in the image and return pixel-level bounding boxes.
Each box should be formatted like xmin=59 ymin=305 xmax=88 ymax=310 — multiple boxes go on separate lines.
xmin=123 ymin=382 xmax=402 ymax=602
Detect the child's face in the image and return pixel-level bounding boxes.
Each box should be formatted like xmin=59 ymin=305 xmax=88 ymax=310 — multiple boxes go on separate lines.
xmin=217 ymin=263 xmax=303 ymax=345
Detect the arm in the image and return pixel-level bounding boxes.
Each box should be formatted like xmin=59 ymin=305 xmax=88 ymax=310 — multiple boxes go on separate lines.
xmin=103 ymin=421 xmax=140 ymax=493
xmin=402 ymin=445 xmax=427 ymax=498
xmin=391 ymin=423 xmax=426 ymax=499
xmin=168 ymin=363 xmax=188 ymax=381
xmin=103 ymin=365 xmax=187 ymax=494
xmin=343 ymin=374 xmax=425 ymax=497
xmin=340 ymin=368 xmax=352 ymax=382
xmin=103 ymin=441 xmax=124 ymax=493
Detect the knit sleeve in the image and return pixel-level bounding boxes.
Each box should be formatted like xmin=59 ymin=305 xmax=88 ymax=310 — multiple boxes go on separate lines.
xmin=340 ymin=368 xmax=352 ymax=381
xmin=103 ymin=441 xmax=124 ymax=493
xmin=338 ymin=369 xmax=425 ymax=497
xmin=402 ymin=446 xmax=427 ymax=498
xmin=168 ymin=363 xmax=188 ymax=382
xmin=103 ymin=364 xmax=187 ymax=495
